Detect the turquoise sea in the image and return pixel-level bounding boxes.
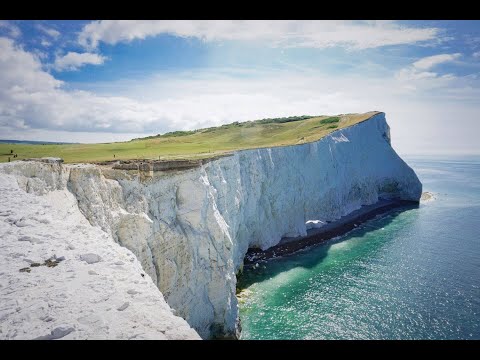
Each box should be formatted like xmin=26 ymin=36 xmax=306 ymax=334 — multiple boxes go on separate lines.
xmin=238 ymin=156 xmax=480 ymax=339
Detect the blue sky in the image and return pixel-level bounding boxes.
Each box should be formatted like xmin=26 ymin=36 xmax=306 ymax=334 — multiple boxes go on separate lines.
xmin=1 ymin=20 xmax=480 ymax=155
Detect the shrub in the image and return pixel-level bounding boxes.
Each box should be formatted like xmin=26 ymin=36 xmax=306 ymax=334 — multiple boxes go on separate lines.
xmin=319 ymin=117 xmax=340 ymax=125
xmin=255 ymin=115 xmax=314 ymax=125
xmin=160 ymin=130 xmax=196 ymax=137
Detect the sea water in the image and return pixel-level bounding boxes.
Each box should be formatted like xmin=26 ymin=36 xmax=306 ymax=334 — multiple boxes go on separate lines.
xmin=238 ymin=156 xmax=480 ymax=339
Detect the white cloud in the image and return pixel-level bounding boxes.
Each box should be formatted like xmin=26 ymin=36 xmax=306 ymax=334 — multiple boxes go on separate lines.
xmin=395 ymin=53 xmax=463 ymax=90
xmin=36 ymin=23 xmax=60 ymax=39
xmin=53 ymin=52 xmax=107 ymax=71
xmin=0 ymin=37 xmax=165 ymax=134
xmin=413 ymin=53 xmax=461 ymax=70
xmin=0 ymin=20 xmax=21 ymax=38
xmin=32 ymin=49 xmax=48 ymax=61
xmin=78 ymin=20 xmax=440 ymax=50
xmin=473 ymin=51 xmax=480 ymax=58
xmin=40 ymin=39 xmax=51 ymax=47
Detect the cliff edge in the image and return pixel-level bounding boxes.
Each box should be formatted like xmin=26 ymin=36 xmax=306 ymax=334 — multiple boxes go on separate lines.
xmin=0 ymin=112 xmax=421 ymax=339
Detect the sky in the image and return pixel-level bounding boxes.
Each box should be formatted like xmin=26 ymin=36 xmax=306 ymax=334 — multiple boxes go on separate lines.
xmin=0 ymin=20 xmax=480 ymax=155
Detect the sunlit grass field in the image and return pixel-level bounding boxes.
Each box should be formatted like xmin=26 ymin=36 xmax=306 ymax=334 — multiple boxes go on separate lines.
xmin=0 ymin=111 xmax=379 ymax=163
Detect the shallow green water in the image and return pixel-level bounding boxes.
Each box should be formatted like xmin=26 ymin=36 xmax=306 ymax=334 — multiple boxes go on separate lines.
xmin=238 ymin=157 xmax=480 ymax=339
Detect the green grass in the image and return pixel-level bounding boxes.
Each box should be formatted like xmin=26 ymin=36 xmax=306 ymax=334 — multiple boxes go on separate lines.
xmin=0 ymin=111 xmax=380 ymax=164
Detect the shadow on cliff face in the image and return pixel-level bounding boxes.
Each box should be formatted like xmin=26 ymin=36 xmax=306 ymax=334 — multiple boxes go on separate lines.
xmin=236 ymin=203 xmax=419 ymax=291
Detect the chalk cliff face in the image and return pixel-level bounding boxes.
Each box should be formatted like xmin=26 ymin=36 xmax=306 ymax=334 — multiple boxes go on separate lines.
xmin=0 ymin=112 xmax=422 ymax=339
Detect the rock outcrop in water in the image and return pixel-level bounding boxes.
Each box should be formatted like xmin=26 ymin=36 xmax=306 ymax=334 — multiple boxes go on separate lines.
xmin=0 ymin=112 xmax=421 ymax=339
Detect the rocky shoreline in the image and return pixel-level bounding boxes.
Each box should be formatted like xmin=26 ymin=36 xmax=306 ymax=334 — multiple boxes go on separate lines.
xmin=244 ymin=199 xmax=419 ymax=266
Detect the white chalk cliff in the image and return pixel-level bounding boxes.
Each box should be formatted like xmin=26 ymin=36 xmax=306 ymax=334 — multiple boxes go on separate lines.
xmin=0 ymin=112 xmax=421 ymax=339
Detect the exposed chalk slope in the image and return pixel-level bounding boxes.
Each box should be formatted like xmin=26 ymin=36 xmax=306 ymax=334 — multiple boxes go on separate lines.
xmin=0 ymin=172 xmax=200 ymax=340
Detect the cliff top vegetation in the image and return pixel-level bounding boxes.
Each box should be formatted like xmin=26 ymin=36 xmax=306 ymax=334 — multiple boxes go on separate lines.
xmin=0 ymin=111 xmax=380 ymax=164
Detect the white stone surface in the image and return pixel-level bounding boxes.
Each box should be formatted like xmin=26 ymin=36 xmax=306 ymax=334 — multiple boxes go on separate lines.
xmin=0 ymin=112 xmax=421 ymax=339
xmin=0 ymin=171 xmax=200 ymax=340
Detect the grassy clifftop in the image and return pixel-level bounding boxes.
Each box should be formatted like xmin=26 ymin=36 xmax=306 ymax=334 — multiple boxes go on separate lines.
xmin=0 ymin=111 xmax=380 ymax=164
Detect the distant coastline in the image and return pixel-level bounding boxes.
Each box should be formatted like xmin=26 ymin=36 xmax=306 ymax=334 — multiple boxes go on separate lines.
xmin=0 ymin=139 xmax=78 ymax=145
